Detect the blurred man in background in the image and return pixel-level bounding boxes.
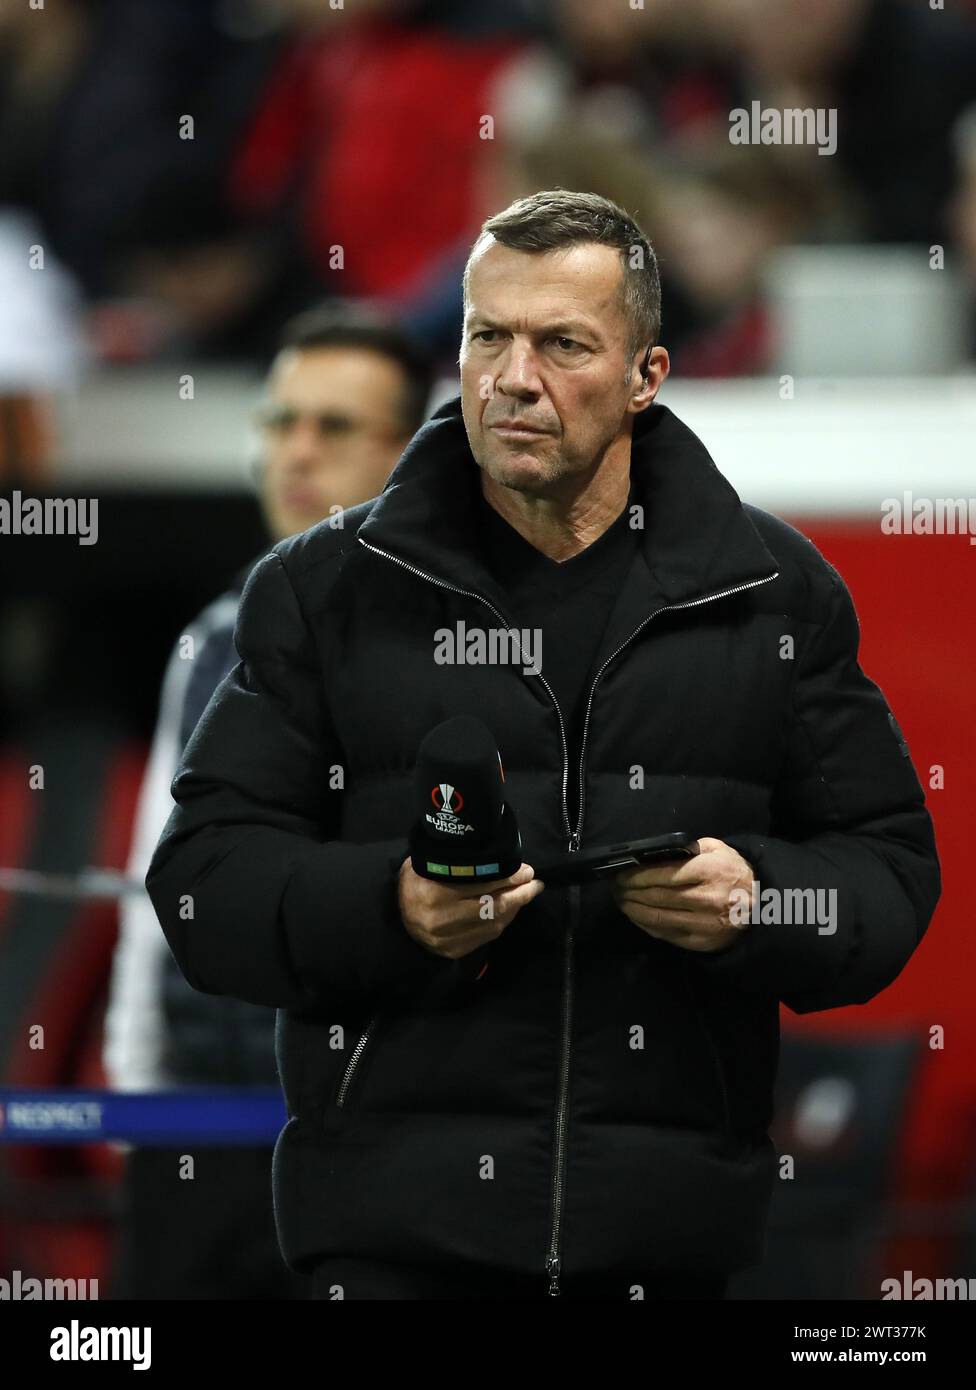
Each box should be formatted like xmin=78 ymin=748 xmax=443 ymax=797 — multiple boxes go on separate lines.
xmin=103 ymin=302 xmax=434 ymax=1299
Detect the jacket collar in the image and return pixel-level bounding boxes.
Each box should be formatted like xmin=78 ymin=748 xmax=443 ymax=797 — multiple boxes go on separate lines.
xmin=357 ymin=393 xmax=778 ymax=625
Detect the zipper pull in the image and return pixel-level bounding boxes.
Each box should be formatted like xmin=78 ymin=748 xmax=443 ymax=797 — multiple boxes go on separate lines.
xmin=569 ymin=830 xmax=581 ymax=854
xmin=547 ymin=1256 xmax=561 ymax=1296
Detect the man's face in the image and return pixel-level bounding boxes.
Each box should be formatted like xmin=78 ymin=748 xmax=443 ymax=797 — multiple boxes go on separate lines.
xmin=460 ymin=239 xmax=658 ymax=498
xmin=259 ymin=346 xmax=412 ymax=540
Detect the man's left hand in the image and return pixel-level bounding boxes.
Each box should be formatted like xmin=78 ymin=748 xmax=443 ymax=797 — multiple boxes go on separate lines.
xmin=611 ymin=836 xmax=754 ymax=953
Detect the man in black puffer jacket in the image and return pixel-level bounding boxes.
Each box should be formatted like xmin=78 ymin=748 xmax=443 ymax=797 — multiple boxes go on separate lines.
xmin=146 ymin=190 xmax=941 ymax=1301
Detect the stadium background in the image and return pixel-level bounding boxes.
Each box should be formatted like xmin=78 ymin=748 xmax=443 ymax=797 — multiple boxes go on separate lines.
xmin=0 ymin=0 xmax=974 ymax=1300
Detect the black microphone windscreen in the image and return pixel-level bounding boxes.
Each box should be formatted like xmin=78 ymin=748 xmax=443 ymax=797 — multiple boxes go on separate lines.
xmin=409 ymin=715 xmax=520 ymax=882
xmin=414 ymin=715 xmax=504 ymax=839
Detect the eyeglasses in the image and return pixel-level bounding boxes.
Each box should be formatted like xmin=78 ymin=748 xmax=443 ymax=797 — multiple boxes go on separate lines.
xmin=255 ymin=404 xmax=402 ymax=442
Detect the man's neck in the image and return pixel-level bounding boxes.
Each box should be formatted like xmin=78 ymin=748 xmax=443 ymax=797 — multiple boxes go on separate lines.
xmin=480 ymin=452 xmax=632 ymax=564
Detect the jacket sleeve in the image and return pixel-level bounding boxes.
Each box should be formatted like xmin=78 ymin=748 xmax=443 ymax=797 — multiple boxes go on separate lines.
xmin=687 ymin=560 xmax=941 ymax=1014
xmin=145 ymin=548 xmax=462 ymax=1012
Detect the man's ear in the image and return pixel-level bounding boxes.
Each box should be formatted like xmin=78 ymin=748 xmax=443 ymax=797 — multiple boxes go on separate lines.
xmin=628 ymin=345 xmax=668 ymax=413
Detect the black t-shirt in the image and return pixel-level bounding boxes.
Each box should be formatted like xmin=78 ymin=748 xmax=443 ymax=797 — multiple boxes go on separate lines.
xmin=478 ymin=489 xmax=638 ymax=835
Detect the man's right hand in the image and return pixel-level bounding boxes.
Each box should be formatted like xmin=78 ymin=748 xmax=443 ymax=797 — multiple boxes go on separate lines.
xmin=398 ymin=858 xmax=544 ymax=960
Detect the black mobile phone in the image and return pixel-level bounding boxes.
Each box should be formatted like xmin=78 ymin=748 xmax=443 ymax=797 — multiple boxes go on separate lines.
xmin=536 ymin=832 xmax=699 ymax=887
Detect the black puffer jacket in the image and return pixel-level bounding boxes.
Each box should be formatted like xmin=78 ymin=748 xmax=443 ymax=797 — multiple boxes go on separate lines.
xmin=146 ymin=394 xmax=940 ymax=1290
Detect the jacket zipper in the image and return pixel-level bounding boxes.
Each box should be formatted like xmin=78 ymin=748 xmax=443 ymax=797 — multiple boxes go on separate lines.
xmin=359 ymin=533 xmax=778 ymax=1296
xmin=357 ymin=537 xmax=572 ymax=840
xmin=545 ymin=569 xmax=779 ymax=1295
xmin=546 ymin=880 xmax=577 ymax=1296
xmin=359 ymin=535 xmax=580 ymax=1299
xmin=335 ymin=1014 xmax=379 ymax=1108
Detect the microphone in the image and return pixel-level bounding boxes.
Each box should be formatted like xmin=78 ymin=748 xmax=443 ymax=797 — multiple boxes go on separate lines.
xmin=408 ymin=715 xmax=522 ymax=884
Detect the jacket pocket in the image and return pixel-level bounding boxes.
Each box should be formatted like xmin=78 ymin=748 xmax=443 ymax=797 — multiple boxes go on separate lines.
xmin=331 ymin=1013 xmax=381 ymax=1111
xmin=692 ymin=1000 xmax=733 ymax=1137
xmin=675 ymin=966 xmax=733 ymax=1137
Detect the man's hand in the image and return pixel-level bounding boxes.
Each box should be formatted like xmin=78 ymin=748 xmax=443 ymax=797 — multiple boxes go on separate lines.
xmin=611 ymin=836 xmax=754 ymax=953
xmin=399 ymin=859 xmax=544 ymax=960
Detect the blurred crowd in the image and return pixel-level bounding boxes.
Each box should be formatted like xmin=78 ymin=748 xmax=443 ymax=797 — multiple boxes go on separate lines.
xmin=2 ymin=0 xmax=976 ymax=387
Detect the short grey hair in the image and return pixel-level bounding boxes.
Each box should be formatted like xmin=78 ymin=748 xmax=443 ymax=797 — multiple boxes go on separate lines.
xmin=461 ymin=189 xmax=661 ymax=373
